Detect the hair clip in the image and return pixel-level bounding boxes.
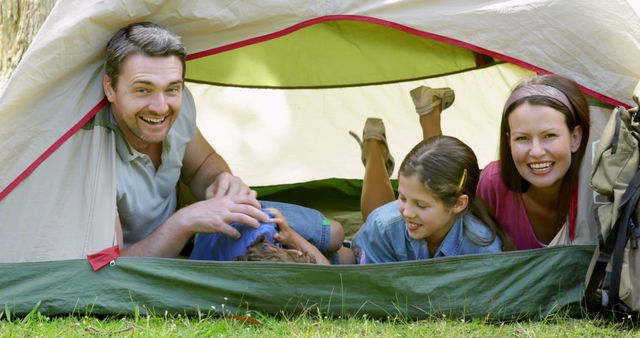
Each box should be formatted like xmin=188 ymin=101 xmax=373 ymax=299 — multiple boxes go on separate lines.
xmin=455 ymin=169 xmax=468 ymax=196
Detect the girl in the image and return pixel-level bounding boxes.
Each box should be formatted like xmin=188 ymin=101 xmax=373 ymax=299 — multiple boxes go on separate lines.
xmin=349 ymin=100 xmax=506 ymax=262
xmin=476 ymin=75 xmax=591 ymax=249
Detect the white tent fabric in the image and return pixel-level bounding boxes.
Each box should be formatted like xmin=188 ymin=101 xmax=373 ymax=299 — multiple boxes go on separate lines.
xmin=192 ymin=63 xmax=533 ymax=185
xmin=1 ymin=0 xmax=640 ymax=262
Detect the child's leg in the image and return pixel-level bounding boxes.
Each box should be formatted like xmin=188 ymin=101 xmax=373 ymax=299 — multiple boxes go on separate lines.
xmin=419 ymin=105 xmax=443 ymax=140
xmin=325 ymin=220 xmax=357 ymax=264
xmin=327 ymin=219 xmax=345 ymax=252
xmin=360 ymin=138 xmax=395 ymax=221
xmin=334 ymin=246 xmax=356 ymax=264
xmin=409 ymin=86 xmax=454 ymax=140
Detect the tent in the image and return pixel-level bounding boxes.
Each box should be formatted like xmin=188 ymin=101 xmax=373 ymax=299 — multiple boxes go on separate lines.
xmin=1 ymin=0 xmax=640 ymax=319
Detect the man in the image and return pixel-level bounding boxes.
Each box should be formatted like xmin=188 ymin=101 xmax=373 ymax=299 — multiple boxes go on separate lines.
xmin=103 ymin=22 xmax=269 ymax=257
xmin=103 ymin=22 xmax=344 ymax=259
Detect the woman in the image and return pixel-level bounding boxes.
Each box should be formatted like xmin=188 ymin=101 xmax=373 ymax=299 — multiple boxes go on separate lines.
xmin=476 ymin=75 xmax=591 ymax=249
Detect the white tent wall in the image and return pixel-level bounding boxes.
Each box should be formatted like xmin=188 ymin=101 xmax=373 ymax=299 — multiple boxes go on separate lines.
xmin=0 ymin=129 xmax=117 ymax=262
xmin=191 ymin=63 xmax=535 ymax=186
xmin=1 ymin=0 xmax=640 ymax=262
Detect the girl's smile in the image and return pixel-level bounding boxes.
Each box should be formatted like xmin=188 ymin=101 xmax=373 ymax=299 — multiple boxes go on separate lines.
xmin=397 ymin=174 xmax=458 ymax=250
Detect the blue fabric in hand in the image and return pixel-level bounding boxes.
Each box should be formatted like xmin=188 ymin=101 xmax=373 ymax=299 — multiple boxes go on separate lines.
xmin=189 ymin=209 xmax=277 ymax=261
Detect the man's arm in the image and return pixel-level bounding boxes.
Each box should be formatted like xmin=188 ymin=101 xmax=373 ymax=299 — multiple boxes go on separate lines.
xmin=118 ymin=129 xmax=269 ymax=257
xmin=181 ymin=128 xmax=256 ymax=200
xmin=118 ymin=195 xmax=268 ymax=257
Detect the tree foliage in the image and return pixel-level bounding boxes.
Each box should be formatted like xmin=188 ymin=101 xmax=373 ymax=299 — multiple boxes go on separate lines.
xmin=0 ymin=0 xmax=55 ymax=90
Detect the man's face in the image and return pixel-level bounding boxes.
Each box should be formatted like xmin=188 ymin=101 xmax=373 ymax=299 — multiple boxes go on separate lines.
xmin=104 ymin=53 xmax=183 ymax=152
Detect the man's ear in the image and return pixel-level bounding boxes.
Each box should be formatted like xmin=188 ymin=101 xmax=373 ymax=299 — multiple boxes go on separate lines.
xmin=452 ymin=194 xmax=469 ymax=214
xmin=103 ymin=74 xmax=115 ymax=102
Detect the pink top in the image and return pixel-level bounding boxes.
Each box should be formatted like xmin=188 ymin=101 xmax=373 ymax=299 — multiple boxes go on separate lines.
xmin=477 ymin=161 xmax=544 ymax=250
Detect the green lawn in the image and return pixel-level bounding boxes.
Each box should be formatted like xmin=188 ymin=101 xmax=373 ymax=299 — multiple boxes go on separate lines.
xmin=1 ymin=309 xmax=638 ymax=337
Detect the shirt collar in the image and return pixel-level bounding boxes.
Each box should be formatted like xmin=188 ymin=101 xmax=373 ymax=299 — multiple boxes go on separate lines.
xmin=433 ymin=214 xmax=465 ymax=258
xmin=104 ymin=105 xmax=140 ymax=163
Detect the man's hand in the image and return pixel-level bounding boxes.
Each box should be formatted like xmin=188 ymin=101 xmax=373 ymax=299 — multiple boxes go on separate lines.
xmin=177 ymin=194 xmax=268 ymax=239
xmin=205 ymin=171 xmax=257 ymax=199
xmin=120 ymin=195 xmax=270 ymax=257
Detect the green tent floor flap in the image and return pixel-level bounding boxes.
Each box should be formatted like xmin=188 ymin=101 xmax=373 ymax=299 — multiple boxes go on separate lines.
xmin=0 ymin=245 xmax=594 ymax=320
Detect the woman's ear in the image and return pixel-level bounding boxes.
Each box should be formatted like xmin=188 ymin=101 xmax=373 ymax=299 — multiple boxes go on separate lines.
xmin=570 ymin=125 xmax=582 ymax=153
xmin=452 ymin=194 xmax=469 ymax=214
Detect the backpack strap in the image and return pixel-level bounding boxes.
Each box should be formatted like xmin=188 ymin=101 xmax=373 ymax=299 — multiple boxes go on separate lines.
xmin=585 ymin=208 xmax=614 ymax=310
xmin=607 ymin=169 xmax=640 ymax=311
xmin=586 ymin=170 xmax=640 ymax=312
xmin=585 ymin=107 xmax=625 ymax=310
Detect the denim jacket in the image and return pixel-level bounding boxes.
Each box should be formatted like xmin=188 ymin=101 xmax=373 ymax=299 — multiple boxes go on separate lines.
xmin=352 ymin=201 xmax=502 ymax=264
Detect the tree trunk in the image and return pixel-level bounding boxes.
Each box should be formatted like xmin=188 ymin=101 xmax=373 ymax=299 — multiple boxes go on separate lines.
xmin=0 ymin=0 xmax=56 ymax=90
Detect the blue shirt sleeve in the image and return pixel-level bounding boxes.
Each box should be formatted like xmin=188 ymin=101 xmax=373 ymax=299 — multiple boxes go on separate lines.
xmin=352 ymin=202 xmax=407 ymax=263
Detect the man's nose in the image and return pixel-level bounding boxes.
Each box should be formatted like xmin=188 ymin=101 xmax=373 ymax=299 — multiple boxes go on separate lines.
xmin=148 ymin=92 xmax=168 ymax=112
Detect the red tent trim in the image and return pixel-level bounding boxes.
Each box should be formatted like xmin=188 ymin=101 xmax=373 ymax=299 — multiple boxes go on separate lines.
xmin=0 ymin=15 xmax=627 ymax=202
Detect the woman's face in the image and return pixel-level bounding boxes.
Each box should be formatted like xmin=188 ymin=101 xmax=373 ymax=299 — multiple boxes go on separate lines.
xmin=508 ymin=103 xmax=582 ymax=191
xmin=397 ymin=174 xmax=458 ymax=249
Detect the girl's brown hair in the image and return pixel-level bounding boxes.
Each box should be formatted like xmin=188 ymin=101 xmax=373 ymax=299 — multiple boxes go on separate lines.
xmin=400 ymin=136 xmax=513 ymax=250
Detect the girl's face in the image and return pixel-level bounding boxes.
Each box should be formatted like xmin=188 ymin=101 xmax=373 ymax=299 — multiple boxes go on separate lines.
xmin=397 ymin=174 xmax=458 ymax=249
xmin=508 ymin=103 xmax=581 ymax=192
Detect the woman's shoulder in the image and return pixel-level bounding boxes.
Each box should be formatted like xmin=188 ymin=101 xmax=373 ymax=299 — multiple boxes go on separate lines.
xmin=478 ymin=161 xmax=509 ymax=198
xmin=480 ymin=160 xmax=501 ymax=178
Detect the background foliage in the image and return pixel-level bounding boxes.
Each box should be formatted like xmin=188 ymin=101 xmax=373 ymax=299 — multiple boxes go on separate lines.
xmin=0 ymin=0 xmax=55 ymax=91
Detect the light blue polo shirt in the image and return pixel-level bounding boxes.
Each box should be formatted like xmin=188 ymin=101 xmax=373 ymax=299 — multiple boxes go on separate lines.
xmin=351 ymin=200 xmax=502 ymax=264
xmin=106 ymin=88 xmax=197 ymax=247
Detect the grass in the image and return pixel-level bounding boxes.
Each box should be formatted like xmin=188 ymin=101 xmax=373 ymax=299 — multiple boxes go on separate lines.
xmin=1 ymin=307 xmax=638 ymax=337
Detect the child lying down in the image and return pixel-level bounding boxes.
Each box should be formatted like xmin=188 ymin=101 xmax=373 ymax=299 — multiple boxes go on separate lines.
xmin=188 ymin=208 xmax=331 ymax=264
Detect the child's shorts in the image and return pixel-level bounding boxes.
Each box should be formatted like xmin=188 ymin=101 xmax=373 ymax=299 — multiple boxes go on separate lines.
xmin=260 ymin=200 xmax=332 ymax=252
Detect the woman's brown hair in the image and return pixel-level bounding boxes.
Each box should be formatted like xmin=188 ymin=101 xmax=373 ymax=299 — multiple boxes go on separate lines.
xmin=498 ymin=74 xmax=590 ymax=227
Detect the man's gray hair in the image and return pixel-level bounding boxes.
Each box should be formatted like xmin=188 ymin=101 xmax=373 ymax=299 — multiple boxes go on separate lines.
xmin=104 ymin=22 xmax=186 ymax=87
